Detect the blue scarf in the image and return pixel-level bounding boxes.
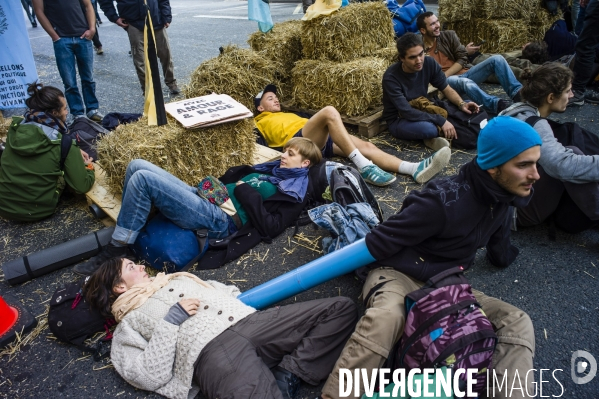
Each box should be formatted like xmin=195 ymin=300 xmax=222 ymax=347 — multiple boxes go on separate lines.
xmin=252 ymin=160 xmax=309 ymax=202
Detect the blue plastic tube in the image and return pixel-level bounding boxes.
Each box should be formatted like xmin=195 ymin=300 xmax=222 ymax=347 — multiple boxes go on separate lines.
xmin=238 ymin=238 xmax=375 ymax=309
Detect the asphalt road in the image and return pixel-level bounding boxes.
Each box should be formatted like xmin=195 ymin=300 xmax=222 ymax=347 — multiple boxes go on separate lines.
xmin=1 ymin=0 xmax=598 ymax=398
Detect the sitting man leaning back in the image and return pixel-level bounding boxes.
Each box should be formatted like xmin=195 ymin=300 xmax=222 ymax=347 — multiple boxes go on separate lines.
xmin=322 ymin=116 xmax=541 ymax=399
xmin=254 ymin=84 xmax=451 ymax=186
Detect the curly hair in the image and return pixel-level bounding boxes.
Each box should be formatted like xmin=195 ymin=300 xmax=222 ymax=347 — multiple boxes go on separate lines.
xmin=25 ymin=81 xmax=64 ymax=115
xmin=521 ymin=41 xmax=549 ymax=65
xmin=520 ymin=63 xmax=573 ymax=107
xmin=83 ymin=257 xmax=125 ymax=318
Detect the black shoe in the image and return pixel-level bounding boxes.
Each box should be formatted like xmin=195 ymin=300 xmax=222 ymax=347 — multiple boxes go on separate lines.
xmin=73 ymin=243 xmax=132 ymax=276
xmin=32 ymin=21 xmax=38 ymax=28
xmin=584 ymin=89 xmax=599 ymax=104
xmin=272 ymin=366 xmax=300 ymax=399
xmin=496 ymin=99 xmax=512 ymax=114
xmin=568 ymin=90 xmax=585 ymax=106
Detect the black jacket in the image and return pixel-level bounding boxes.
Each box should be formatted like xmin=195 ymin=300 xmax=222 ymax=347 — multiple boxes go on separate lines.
xmin=98 ymin=0 xmax=171 ymax=31
xmin=365 ymin=159 xmax=531 ymax=281
xmin=198 ymin=164 xmax=321 ymax=269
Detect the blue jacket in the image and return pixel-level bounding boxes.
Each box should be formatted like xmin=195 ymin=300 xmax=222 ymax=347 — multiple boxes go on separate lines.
xmin=98 ymin=0 xmax=172 ymax=31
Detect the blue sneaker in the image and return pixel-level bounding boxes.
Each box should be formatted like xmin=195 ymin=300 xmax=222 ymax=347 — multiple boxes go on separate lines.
xmin=360 ymin=164 xmax=396 ymax=187
xmin=412 ymin=147 xmax=451 ymax=184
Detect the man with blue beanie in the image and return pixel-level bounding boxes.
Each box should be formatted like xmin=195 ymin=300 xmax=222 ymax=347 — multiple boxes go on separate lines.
xmin=322 ymin=116 xmax=542 ymax=399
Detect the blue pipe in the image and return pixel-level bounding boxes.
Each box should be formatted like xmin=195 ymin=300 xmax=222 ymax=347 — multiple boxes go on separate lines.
xmin=238 ymin=239 xmax=375 ymax=309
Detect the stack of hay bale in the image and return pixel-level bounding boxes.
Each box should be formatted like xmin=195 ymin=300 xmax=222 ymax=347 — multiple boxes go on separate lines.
xmin=439 ymin=0 xmax=560 ymax=53
xmin=249 ymin=2 xmax=396 ymax=117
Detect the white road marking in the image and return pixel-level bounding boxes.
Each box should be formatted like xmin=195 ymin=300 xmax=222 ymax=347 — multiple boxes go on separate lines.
xmin=293 ymin=4 xmax=302 ymax=14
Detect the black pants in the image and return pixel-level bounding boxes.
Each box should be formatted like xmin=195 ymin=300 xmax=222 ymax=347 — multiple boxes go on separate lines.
xmin=193 ymin=297 xmax=358 ymax=399
xmin=572 ymin=0 xmax=599 ymax=92
xmin=517 ymin=147 xmax=599 ymax=233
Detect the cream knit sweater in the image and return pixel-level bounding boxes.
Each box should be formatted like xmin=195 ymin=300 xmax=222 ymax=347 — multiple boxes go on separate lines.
xmin=110 ymin=276 xmax=256 ymax=399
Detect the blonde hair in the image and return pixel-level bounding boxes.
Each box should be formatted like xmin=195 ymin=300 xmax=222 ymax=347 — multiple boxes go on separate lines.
xmin=283 ymin=137 xmax=322 ymax=167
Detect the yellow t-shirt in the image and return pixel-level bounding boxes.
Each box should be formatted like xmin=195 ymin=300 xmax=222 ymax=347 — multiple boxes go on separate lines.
xmin=254 ymin=112 xmax=309 ymax=148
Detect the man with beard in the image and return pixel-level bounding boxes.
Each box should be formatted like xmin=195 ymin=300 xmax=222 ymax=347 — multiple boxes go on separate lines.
xmin=417 ymin=12 xmax=523 ymax=114
xmin=321 ymin=116 xmax=542 ymax=399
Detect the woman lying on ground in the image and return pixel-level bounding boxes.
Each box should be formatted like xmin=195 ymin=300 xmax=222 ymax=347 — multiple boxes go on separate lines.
xmin=74 ymin=137 xmax=322 ymax=275
xmin=501 ymin=62 xmax=599 ymax=233
xmin=0 ymin=82 xmax=95 ymax=221
xmin=84 ymin=257 xmax=358 ymax=399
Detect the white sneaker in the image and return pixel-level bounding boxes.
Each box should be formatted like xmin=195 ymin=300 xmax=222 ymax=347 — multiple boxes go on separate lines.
xmin=412 ymin=147 xmax=451 ymax=184
xmin=423 ymin=137 xmax=450 ymax=151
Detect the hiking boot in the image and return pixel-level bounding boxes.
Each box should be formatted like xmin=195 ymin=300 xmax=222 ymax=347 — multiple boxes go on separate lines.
xmin=272 ymin=366 xmax=300 ymax=399
xmin=568 ymin=90 xmax=585 ymax=106
xmin=87 ymin=109 xmax=104 ymax=122
xmin=360 ymin=164 xmax=396 ymax=187
xmin=423 ymin=137 xmax=449 ymax=151
xmin=584 ymin=89 xmax=599 ymax=104
xmin=412 ymin=147 xmax=451 ymax=184
xmin=169 ymin=85 xmax=181 ymax=96
xmin=496 ymin=99 xmax=512 ymax=114
xmin=73 ymin=243 xmax=132 ymax=276
xmin=95 ymin=46 xmax=104 ymax=55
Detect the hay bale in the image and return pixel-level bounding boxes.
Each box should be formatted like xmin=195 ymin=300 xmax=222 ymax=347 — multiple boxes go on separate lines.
xmin=97 ymin=116 xmax=255 ymax=194
xmin=183 ymin=45 xmax=283 ymax=110
xmin=482 ymin=0 xmax=535 ymax=20
xmin=374 ymin=46 xmax=399 ymax=69
xmin=438 ymin=0 xmax=478 ymax=22
xmin=248 ymin=20 xmax=303 ymax=80
xmin=301 ymin=3 xmax=394 ymax=62
xmin=291 ymin=57 xmax=387 ymax=116
xmin=446 ymin=18 xmax=530 ymax=53
xmin=529 ymin=9 xmax=561 ymax=41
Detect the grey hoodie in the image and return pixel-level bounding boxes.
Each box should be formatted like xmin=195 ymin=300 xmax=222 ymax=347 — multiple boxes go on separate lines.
xmin=500 ymin=102 xmax=599 ymax=184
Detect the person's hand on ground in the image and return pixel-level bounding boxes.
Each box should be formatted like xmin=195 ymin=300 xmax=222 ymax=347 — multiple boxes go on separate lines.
xmin=441 ymin=120 xmax=458 ymax=139
xmin=179 ymin=298 xmax=200 ymax=316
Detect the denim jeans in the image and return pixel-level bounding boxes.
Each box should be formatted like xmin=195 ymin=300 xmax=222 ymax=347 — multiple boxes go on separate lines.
xmin=52 ymin=37 xmax=99 ymax=116
xmin=573 ymin=0 xmax=599 ymax=92
xmin=388 ymin=117 xmax=439 ymax=140
xmin=447 ymin=55 xmax=522 ymax=113
xmin=113 ymin=160 xmax=230 ymax=244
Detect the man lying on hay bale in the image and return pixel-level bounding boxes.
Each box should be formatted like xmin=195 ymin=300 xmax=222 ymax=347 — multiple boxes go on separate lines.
xmin=417 ymin=12 xmax=523 ymax=114
xmin=74 ymin=137 xmax=323 ymax=275
xmin=254 ymin=85 xmax=451 ymax=187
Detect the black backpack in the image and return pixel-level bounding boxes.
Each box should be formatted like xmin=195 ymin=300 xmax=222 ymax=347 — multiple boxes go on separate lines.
xmin=48 ymin=277 xmax=114 ymax=360
xmin=436 ymin=100 xmax=489 ymax=149
xmin=67 ymin=118 xmax=110 ymax=160
xmin=525 ymin=116 xmax=599 ymax=156
xmin=329 ymin=165 xmax=384 ymax=223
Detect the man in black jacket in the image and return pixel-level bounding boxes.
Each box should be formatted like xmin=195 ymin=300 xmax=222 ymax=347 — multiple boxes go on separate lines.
xmin=98 ymin=0 xmax=178 ymax=95
xmin=74 ymin=137 xmax=322 ymax=275
xmin=322 ymin=117 xmax=542 ymax=399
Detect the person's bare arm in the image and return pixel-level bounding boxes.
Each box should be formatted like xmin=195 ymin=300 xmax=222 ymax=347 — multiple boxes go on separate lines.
xmin=32 ymin=0 xmax=60 ymax=41
xmin=444 ymin=62 xmax=464 ymax=77
xmin=80 ymin=0 xmax=96 ymax=40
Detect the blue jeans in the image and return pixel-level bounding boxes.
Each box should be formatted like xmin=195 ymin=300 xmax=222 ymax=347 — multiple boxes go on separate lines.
xmin=113 ymin=160 xmax=230 ymax=244
xmin=388 ymin=117 xmax=439 ymax=140
xmin=447 ymin=55 xmax=522 ymax=113
xmin=52 ymin=37 xmax=99 ymax=116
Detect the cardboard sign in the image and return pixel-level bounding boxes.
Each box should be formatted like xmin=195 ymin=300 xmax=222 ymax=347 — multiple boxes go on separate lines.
xmin=165 ymin=94 xmax=253 ymax=128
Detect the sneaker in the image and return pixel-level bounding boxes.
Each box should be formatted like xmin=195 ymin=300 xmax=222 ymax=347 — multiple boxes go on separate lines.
xmin=584 ymin=89 xmax=599 ymax=104
xmin=73 ymin=243 xmax=132 ymax=276
xmin=95 ymin=46 xmax=104 ymax=55
xmin=412 ymin=147 xmax=451 ymax=184
xmin=169 ymin=85 xmax=180 ymax=96
xmin=496 ymin=99 xmax=512 ymax=114
xmin=360 ymin=164 xmax=396 ymax=187
xmin=272 ymin=366 xmax=300 ymax=399
xmin=87 ymin=109 xmax=104 ymax=122
xmin=423 ymin=137 xmax=449 ymax=151
xmin=568 ymin=90 xmax=585 ymax=106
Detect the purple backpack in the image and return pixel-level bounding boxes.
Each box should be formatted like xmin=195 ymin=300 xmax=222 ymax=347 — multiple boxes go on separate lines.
xmin=388 ymin=266 xmax=497 ymax=393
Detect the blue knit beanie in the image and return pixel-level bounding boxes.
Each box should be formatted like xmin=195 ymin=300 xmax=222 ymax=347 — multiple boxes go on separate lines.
xmin=477 ymin=116 xmax=542 ymax=170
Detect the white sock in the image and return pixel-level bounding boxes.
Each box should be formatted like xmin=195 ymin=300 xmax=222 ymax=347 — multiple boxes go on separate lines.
xmin=398 ymin=161 xmax=418 ymax=175
xmin=348 ymin=149 xmax=372 ymax=171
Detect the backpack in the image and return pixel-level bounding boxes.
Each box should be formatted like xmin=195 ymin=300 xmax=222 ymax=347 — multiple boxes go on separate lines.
xmin=131 ymin=213 xmax=210 ymax=273
xmin=67 ymin=117 xmax=110 ymax=160
xmin=437 ymin=100 xmax=489 ymax=149
xmin=384 ymin=266 xmax=497 ymax=394
xmin=48 ymin=277 xmax=115 ymax=360
xmin=525 ymin=116 xmax=599 ymax=156
xmin=329 ymin=164 xmax=384 ymax=223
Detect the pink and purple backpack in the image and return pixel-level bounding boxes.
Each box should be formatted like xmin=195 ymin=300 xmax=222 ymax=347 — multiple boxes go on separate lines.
xmin=388 ymin=266 xmax=497 ymax=394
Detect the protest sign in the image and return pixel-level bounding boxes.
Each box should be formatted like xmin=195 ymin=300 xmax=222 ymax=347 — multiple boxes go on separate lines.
xmin=165 ymin=94 xmax=253 ymax=128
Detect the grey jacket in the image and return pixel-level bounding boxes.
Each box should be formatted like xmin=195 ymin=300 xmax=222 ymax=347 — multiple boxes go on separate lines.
xmin=501 ymin=103 xmax=599 ymax=183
